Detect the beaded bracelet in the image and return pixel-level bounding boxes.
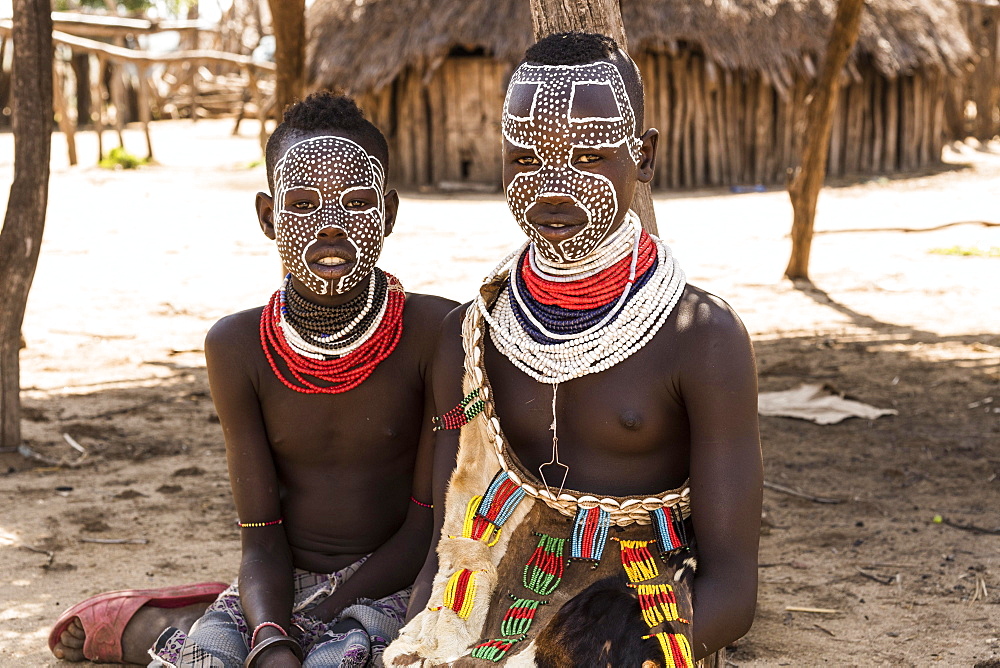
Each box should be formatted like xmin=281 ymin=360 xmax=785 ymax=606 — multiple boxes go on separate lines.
xmin=410 ymin=496 xmax=433 ymax=509
xmin=250 ymin=622 xmax=286 ymax=648
xmin=243 ymin=635 xmax=302 ymax=668
xmin=236 ymin=518 xmax=283 ymax=528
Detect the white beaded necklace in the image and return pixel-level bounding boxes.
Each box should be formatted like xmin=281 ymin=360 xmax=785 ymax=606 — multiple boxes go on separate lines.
xmin=278 ymin=273 xmax=389 ymax=360
xmin=478 ymin=214 xmax=686 ymax=385
xmin=527 ymin=217 xmax=637 ymax=282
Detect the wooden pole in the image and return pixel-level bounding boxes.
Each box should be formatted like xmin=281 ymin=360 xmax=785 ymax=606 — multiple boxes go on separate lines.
xmin=137 ymin=64 xmax=153 ymax=160
xmin=266 ymin=0 xmax=305 ymax=119
xmin=52 ymin=56 xmax=77 ymax=165
xmin=0 ymin=0 xmax=53 ymax=456
xmin=92 ymin=54 xmax=105 ymax=160
xmin=528 ymin=0 xmax=659 ymax=236
xmin=784 ymin=0 xmax=865 ymax=281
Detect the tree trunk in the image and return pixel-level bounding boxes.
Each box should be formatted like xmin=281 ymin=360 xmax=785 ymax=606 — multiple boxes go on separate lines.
xmin=0 ymin=0 xmax=52 ymax=456
xmin=528 ymin=0 xmax=658 ymax=236
xmin=267 ymin=0 xmax=305 ymax=119
xmin=785 ymin=0 xmax=864 ymax=281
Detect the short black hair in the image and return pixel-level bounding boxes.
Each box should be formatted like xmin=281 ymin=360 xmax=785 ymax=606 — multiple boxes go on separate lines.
xmin=264 ymin=91 xmax=390 ymax=192
xmin=524 ymin=31 xmax=645 ymax=132
xmin=534 ymin=577 xmax=663 ymax=667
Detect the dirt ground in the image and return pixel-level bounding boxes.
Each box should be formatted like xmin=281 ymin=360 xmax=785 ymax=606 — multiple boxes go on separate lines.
xmin=1 ymin=119 xmax=998 ymax=667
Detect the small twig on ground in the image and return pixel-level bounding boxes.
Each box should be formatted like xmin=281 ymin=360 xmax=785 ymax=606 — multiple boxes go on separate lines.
xmin=764 ymin=480 xmax=842 ymax=504
xmin=970 ymin=574 xmax=989 ymax=603
xmin=78 ymin=537 xmax=149 ymax=545
xmin=813 ymin=624 xmax=836 ymax=637
xmin=855 ymin=567 xmax=896 ymax=585
xmin=169 ymin=348 xmax=204 ymax=356
xmin=859 ymin=562 xmax=917 ymax=569
xmin=816 ymin=220 xmax=999 ymax=235
xmin=941 ymin=517 xmax=1000 ymax=536
xmin=62 ymin=432 xmax=87 ymax=455
xmin=20 ymin=544 xmax=55 ymax=567
xmin=785 ymin=606 xmax=839 ymax=614
xmin=17 ymin=444 xmax=88 ymax=469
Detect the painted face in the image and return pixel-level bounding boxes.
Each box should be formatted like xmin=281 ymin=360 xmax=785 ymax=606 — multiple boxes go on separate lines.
xmin=272 ymin=135 xmax=386 ymax=295
xmin=502 ymin=61 xmax=642 ymax=263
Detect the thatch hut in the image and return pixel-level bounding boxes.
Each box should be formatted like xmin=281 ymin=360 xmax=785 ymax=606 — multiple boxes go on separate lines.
xmin=308 ymin=0 xmax=972 ymax=190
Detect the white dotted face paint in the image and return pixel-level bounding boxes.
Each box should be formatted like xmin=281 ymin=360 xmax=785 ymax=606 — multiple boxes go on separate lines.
xmin=503 ymin=62 xmax=642 ymax=263
xmin=272 ymin=135 xmax=386 ymax=295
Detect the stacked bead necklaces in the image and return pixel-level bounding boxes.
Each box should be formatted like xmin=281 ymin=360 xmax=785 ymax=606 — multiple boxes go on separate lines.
xmin=479 ymin=211 xmax=686 ymax=385
xmin=259 ymin=269 xmax=404 ymax=394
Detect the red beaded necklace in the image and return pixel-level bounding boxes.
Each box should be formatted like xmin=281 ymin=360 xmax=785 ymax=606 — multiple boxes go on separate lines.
xmin=259 ymin=272 xmax=405 ymax=394
xmin=521 ymin=230 xmax=656 ymax=310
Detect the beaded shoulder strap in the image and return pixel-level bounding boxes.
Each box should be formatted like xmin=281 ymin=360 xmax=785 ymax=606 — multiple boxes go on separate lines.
xmin=461 ymin=301 xmax=690 ymax=527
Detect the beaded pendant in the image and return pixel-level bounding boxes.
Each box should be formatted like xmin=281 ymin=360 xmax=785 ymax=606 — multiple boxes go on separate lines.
xmin=499 ymin=596 xmax=547 ymax=637
xmin=650 ymin=505 xmax=689 ymax=556
xmin=522 ymin=533 xmax=566 ymax=596
xmin=642 ymin=631 xmax=694 ymax=668
xmin=474 ymin=470 xmax=527 ymax=535
xmin=570 ymin=505 xmax=611 ymax=562
xmin=631 ymin=583 xmax=688 ymax=627
xmin=470 ymin=636 xmax=524 ymax=662
xmin=460 ymin=495 xmax=500 ymax=546
xmin=439 ymin=568 xmax=479 ymax=619
xmin=432 ymin=388 xmax=485 ymax=431
xmin=615 ymin=538 xmax=660 ymax=582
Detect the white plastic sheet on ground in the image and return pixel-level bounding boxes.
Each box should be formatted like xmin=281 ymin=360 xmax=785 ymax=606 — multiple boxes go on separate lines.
xmin=757 ymin=384 xmax=898 ymax=425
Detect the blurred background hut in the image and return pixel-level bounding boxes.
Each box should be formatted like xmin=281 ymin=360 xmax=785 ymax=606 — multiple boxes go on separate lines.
xmin=308 ymin=0 xmax=978 ymax=191
xmin=956 ymin=0 xmax=999 ymax=142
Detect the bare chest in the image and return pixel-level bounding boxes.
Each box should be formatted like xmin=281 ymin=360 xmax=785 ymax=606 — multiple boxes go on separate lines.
xmin=484 ymin=339 xmax=690 ymax=496
xmin=255 ymin=354 xmax=424 ymax=466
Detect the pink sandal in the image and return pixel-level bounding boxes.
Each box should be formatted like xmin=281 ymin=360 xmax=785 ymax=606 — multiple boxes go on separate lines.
xmin=48 ymin=581 xmax=228 ymax=662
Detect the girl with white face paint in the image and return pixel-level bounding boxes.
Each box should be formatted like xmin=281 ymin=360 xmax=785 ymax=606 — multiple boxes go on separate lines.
xmin=50 ymin=94 xmax=460 ymax=668
xmin=393 ymin=34 xmax=759 ymax=668
xmin=502 ymin=61 xmax=644 ymax=264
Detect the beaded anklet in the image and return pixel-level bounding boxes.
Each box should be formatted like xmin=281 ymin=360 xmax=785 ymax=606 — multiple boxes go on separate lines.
xmin=250 ymin=622 xmax=286 ymax=647
xmin=410 ymin=496 xmax=433 ymax=509
xmin=237 ymin=518 xmax=283 ymax=528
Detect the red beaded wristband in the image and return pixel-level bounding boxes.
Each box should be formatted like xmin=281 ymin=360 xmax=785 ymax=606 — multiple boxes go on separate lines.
xmin=410 ymin=496 xmax=433 ymax=509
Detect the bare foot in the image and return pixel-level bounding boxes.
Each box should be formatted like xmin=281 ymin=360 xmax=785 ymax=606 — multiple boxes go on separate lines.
xmin=52 ymin=601 xmax=209 ymax=664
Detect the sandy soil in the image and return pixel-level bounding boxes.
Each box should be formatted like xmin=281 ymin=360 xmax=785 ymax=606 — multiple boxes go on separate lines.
xmin=1 ymin=119 xmax=998 ymax=666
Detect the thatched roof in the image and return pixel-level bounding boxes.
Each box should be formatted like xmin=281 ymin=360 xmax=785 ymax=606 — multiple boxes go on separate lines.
xmin=308 ymin=0 xmax=972 ymax=94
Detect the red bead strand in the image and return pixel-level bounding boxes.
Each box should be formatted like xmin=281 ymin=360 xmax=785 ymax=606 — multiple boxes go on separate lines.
xmin=521 ymin=231 xmax=656 ymax=310
xmin=259 ymin=273 xmax=405 ymax=394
